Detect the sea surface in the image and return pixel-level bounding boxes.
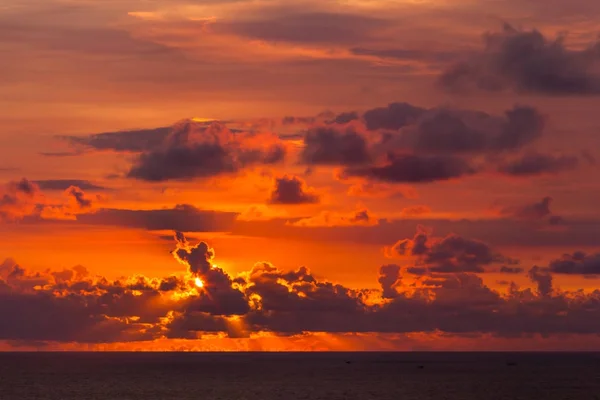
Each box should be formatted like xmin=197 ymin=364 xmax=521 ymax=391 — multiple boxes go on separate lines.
xmin=0 ymin=352 xmax=599 ymax=399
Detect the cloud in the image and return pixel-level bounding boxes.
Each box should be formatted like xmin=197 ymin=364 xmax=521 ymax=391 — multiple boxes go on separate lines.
xmin=302 ymin=102 xmax=548 ymax=184
xmin=66 ymin=186 xmax=93 ymax=209
xmin=528 ymin=266 xmax=553 ymax=297
xmin=548 ymin=252 xmax=600 ymax=275
xmin=62 ymin=126 xmax=172 ymax=153
xmin=0 ymin=178 xmax=104 ymax=221
xmin=438 ymin=24 xmax=600 ymax=95
xmin=362 ymin=102 xmax=426 ymax=131
xmin=0 ymin=178 xmax=42 ymax=220
xmin=387 ymin=228 xmax=509 ymax=274
xmin=173 ymin=233 xmax=249 ymax=316
xmin=411 ymin=106 xmax=545 ymax=154
xmin=4 ymin=235 xmax=600 ymax=344
xmin=378 ymin=264 xmax=402 ymax=299
xmin=76 ymin=205 xmax=238 ymax=232
xmin=498 ymin=152 xmax=579 ymax=176
xmin=269 ymin=176 xmax=320 ymax=205
xmin=345 ymin=154 xmax=476 ymax=184
xmin=127 ymin=121 xmax=286 ymax=181
xmin=300 ymin=125 xmax=371 ymax=166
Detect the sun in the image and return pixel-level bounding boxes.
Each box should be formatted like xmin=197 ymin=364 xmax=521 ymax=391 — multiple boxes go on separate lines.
xmin=195 ymin=277 xmax=204 ymax=288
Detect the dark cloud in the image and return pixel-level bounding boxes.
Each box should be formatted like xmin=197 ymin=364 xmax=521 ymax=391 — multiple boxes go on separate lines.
xmin=5 ymin=236 xmax=600 ymax=343
xmin=300 ymin=125 xmax=371 ymax=166
xmin=388 ymin=229 xmax=509 ymax=274
xmin=424 ymin=234 xmax=502 ymax=273
xmin=127 ymin=121 xmax=286 ymax=181
xmin=331 ymin=111 xmax=360 ymax=125
xmin=498 ymin=152 xmax=579 ymax=176
xmin=34 ymin=180 xmax=108 ymax=191
xmin=243 ymin=263 xmax=365 ymax=333
xmin=0 ymin=263 xmax=164 ymax=342
xmin=67 ymin=186 xmax=93 ymax=209
xmin=528 ymin=266 xmax=553 ymax=297
xmin=389 ymin=227 xmax=430 ymax=257
xmin=173 ymin=234 xmax=249 ymax=316
xmin=438 ymin=24 xmax=600 ymax=95
xmin=378 ymin=264 xmax=402 ymax=299
xmin=62 ymin=126 xmax=171 ymax=153
xmin=76 ymin=205 xmax=237 ymax=232
xmin=362 ymin=102 xmax=426 ymax=131
xmin=269 ymin=176 xmax=320 ymax=205
xmin=302 ymin=103 xmax=547 ymax=184
xmin=548 ymin=252 xmax=600 ymax=275
xmin=402 ymin=105 xmax=545 ymax=155
xmin=346 ymin=154 xmax=476 ymax=183
xmin=212 ymin=12 xmax=390 ymax=45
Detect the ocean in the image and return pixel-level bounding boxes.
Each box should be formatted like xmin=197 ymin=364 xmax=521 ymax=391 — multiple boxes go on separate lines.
xmin=0 ymin=352 xmax=599 ymax=399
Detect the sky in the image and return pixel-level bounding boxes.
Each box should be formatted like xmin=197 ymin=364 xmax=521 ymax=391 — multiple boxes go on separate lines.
xmin=1 ymin=0 xmax=600 ymax=351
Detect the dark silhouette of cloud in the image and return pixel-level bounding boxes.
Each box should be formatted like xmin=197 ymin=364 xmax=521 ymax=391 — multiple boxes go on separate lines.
xmin=76 ymin=205 xmax=238 ymax=232
xmin=438 ymin=24 xmax=600 ymax=95
xmin=528 ymin=266 xmax=553 ymax=297
xmin=362 ymin=102 xmax=426 ymax=131
xmin=378 ymin=264 xmax=402 ymax=299
xmin=173 ymin=234 xmax=249 ymax=316
xmin=269 ymin=176 xmax=320 ymax=205
xmin=498 ymin=152 xmax=579 ymax=176
xmin=300 ymin=125 xmax=371 ymax=166
xmin=62 ymin=126 xmax=171 ymax=152
xmin=3 ymin=235 xmax=600 ymax=343
xmin=548 ymin=252 xmax=600 ymax=275
xmin=127 ymin=121 xmax=286 ymax=181
xmin=387 ymin=228 xmax=510 ymax=274
xmin=346 ymin=154 xmax=476 ymax=183
xmin=301 ymin=102 xmax=550 ymax=184
xmin=67 ymin=186 xmax=93 ymax=209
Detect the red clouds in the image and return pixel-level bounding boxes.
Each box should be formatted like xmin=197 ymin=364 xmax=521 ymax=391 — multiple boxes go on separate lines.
xmin=1 ymin=232 xmax=600 ymax=345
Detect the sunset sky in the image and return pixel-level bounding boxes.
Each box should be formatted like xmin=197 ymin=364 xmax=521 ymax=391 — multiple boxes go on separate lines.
xmin=1 ymin=0 xmax=600 ymax=351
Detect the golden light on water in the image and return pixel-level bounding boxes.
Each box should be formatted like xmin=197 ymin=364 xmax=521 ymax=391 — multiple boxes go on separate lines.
xmin=195 ymin=277 xmax=204 ymax=288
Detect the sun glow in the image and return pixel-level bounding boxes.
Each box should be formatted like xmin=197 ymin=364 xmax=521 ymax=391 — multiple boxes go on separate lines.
xmin=195 ymin=277 xmax=204 ymax=288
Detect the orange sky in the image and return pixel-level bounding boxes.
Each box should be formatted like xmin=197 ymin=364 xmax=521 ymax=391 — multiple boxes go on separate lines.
xmin=1 ymin=0 xmax=600 ymax=351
